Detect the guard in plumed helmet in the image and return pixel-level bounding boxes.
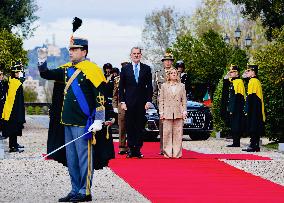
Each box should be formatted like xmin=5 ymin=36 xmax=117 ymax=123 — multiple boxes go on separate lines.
xmin=37 ymin=17 xmax=114 ymax=202
xmin=153 ymin=52 xmax=175 ymax=155
xmin=1 ymin=60 xmax=25 ymax=153
xmin=242 ymin=64 xmax=265 ymax=152
xmin=225 ymin=65 xmax=246 ymax=148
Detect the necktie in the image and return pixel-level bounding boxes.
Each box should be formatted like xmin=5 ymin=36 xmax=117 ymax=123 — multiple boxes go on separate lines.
xmin=134 ymin=64 xmax=139 ymax=83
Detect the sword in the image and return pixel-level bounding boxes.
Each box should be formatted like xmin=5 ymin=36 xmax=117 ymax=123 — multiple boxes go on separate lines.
xmin=42 ymin=131 xmax=91 ymax=160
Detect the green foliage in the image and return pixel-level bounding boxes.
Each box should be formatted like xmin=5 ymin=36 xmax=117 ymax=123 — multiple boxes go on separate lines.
xmin=0 ymin=29 xmax=28 ymax=72
xmin=253 ymin=27 xmax=284 ymax=142
xmin=23 ymin=87 xmax=37 ymax=102
xmin=34 ymin=106 xmax=41 ymax=115
xmin=26 ymin=106 xmax=34 ymax=115
xmin=190 ymin=0 xmax=225 ymax=37
xmin=0 ymin=0 xmax=38 ymax=38
xmin=170 ymin=29 xmax=248 ymax=97
xmin=212 ymin=78 xmax=226 ymax=132
xmin=231 ymin=0 xmax=284 ymax=40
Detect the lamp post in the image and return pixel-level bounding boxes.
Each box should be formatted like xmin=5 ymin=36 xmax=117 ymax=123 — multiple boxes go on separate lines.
xmin=224 ymin=33 xmax=230 ymax=44
xmin=245 ymin=34 xmax=252 ymax=48
xmin=224 ymin=27 xmax=252 ymax=49
xmin=234 ymin=27 xmax=241 ymax=47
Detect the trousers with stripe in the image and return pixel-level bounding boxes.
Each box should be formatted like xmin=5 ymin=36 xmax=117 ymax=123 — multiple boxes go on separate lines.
xmin=65 ymin=126 xmax=93 ymax=196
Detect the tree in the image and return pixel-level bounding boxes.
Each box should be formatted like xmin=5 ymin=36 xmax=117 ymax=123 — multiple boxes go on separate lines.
xmin=190 ymin=0 xmax=225 ymax=37
xmin=0 ymin=0 xmax=38 ymax=38
xmin=0 ymin=29 xmax=28 ymax=72
xmin=253 ymin=27 xmax=284 ymax=142
xmin=170 ymin=29 xmax=248 ymax=99
xmin=230 ymin=0 xmax=284 ymax=40
xmin=23 ymin=87 xmax=37 ymax=102
xmin=142 ymin=7 xmax=188 ymax=70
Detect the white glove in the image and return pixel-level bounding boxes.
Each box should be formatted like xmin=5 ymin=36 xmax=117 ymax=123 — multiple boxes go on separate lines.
xmin=18 ymin=72 xmax=23 ymax=78
xmin=223 ymin=71 xmax=230 ymax=79
xmin=88 ymin=120 xmax=103 ymax=132
xmin=37 ymin=48 xmax=48 ymax=64
xmin=113 ymin=108 xmax=118 ymax=113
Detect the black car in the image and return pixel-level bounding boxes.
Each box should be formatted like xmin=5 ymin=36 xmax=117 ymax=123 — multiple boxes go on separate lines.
xmin=144 ymin=101 xmax=213 ymax=140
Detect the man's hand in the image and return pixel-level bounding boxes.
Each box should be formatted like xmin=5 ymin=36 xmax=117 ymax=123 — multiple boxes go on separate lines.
xmin=121 ymin=103 xmax=127 ymax=111
xmin=37 ymin=48 xmax=48 ymax=64
xmin=88 ymin=120 xmax=103 ymax=132
xmin=145 ymin=102 xmax=152 ymax=110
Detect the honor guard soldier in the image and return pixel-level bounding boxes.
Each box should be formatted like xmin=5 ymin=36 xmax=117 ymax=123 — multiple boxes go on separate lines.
xmin=242 ymin=64 xmax=265 ymax=152
xmin=0 ymin=69 xmax=8 ymax=133
xmin=225 ymin=65 xmax=245 ymax=147
xmin=112 ymin=62 xmax=128 ymax=154
xmin=176 ymin=60 xmax=191 ymax=98
xmin=153 ymin=52 xmax=175 ymax=155
xmin=37 ymin=34 xmax=114 ymax=202
xmin=1 ymin=61 xmax=25 ymax=152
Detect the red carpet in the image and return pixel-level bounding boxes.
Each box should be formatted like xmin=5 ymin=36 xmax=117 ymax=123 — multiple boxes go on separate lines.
xmin=109 ymin=142 xmax=284 ymax=203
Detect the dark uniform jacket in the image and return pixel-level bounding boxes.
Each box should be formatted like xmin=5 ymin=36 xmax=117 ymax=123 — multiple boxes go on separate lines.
xmin=2 ymin=77 xmax=25 ymax=138
xmin=0 ymin=80 xmax=8 ymax=131
xmin=245 ymin=77 xmax=265 ymax=135
xmin=38 ymin=60 xmax=114 ymax=168
xmin=228 ymin=77 xmax=245 ymax=134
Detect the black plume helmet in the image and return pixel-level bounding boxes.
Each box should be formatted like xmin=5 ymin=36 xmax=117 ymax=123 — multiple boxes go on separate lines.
xmin=72 ymin=17 xmax=82 ymax=33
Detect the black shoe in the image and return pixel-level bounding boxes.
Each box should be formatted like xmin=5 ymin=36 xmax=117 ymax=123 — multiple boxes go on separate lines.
xmin=136 ymin=152 xmax=144 ymax=158
xmin=9 ymin=148 xmax=24 ymax=153
xmin=226 ymin=144 xmax=240 ymax=147
xmin=158 ymin=151 xmax=164 ymax=155
xmin=69 ymin=193 xmax=92 ymax=202
xmin=242 ymin=147 xmax=260 ymax=152
xmin=126 ymin=152 xmax=134 ymax=158
xmin=58 ymin=193 xmax=76 ymax=202
xmin=17 ymin=143 xmax=24 ymax=148
xmin=118 ymin=151 xmax=127 ymax=155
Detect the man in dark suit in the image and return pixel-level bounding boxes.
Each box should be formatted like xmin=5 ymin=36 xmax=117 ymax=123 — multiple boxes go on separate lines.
xmin=119 ymin=47 xmax=153 ymax=158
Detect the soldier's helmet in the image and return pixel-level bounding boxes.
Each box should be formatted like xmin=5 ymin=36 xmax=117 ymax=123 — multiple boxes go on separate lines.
xmin=161 ymin=52 xmax=174 ymax=62
xmin=246 ymin=64 xmax=258 ymax=75
xmin=175 ymin=60 xmax=185 ymax=69
xmin=112 ymin=67 xmax=120 ymax=75
xmin=230 ymin=64 xmax=239 ymax=72
xmin=69 ymin=37 xmax=88 ymax=50
xmin=11 ymin=60 xmax=23 ymax=72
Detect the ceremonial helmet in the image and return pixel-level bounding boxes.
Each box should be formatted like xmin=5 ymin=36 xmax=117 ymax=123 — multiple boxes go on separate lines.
xmin=246 ymin=64 xmax=258 ymax=75
xmin=161 ymin=52 xmax=174 ymax=62
xmin=230 ymin=64 xmax=239 ymax=72
xmin=175 ymin=60 xmax=185 ymax=69
xmin=11 ymin=60 xmax=23 ymax=72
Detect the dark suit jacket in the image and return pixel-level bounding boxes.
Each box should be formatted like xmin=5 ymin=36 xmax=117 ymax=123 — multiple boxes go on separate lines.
xmin=119 ymin=62 xmax=153 ymax=108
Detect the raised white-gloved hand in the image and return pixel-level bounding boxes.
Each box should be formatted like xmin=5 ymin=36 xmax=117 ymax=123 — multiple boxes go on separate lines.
xmin=88 ymin=120 xmax=103 ymax=132
xmin=18 ymin=72 xmax=23 ymax=78
xmin=113 ymin=108 xmax=118 ymax=113
xmin=37 ymin=48 xmax=48 ymax=64
xmin=223 ymin=71 xmax=230 ymax=79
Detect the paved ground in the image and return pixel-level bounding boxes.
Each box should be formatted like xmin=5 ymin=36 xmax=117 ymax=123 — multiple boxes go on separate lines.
xmin=0 ymin=115 xmax=284 ymax=202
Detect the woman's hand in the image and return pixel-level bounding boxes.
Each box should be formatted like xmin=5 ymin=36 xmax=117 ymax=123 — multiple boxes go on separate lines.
xmin=183 ymin=111 xmax=187 ymax=120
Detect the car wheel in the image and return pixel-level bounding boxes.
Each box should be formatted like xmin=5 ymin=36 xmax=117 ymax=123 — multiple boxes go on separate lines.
xmin=189 ymin=133 xmax=210 ymax=141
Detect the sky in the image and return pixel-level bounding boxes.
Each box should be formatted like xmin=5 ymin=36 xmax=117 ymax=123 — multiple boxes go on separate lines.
xmin=24 ymin=0 xmax=202 ymax=68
